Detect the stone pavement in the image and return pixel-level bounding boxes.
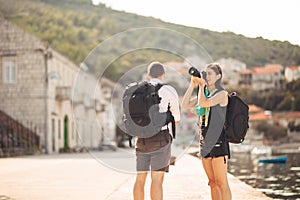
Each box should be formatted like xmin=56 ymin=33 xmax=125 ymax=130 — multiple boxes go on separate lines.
xmin=0 ymin=151 xmax=133 ymax=200
xmin=107 ymin=151 xmax=272 ymax=200
xmin=0 ymin=149 xmax=272 ymax=200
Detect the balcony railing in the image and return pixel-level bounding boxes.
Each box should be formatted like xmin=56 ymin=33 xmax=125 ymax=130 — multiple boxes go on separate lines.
xmin=0 ymin=110 xmax=40 ymax=157
xmin=56 ymin=86 xmax=71 ymax=101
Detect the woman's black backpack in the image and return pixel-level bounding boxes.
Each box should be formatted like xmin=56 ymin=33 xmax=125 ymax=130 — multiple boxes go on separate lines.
xmin=224 ymin=92 xmax=249 ymax=143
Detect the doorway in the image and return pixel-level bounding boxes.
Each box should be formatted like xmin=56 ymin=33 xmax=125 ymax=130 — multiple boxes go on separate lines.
xmin=64 ymin=116 xmax=69 ymax=150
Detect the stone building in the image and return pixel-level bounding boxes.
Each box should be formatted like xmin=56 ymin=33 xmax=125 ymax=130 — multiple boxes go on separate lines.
xmin=285 ymin=65 xmax=300 ymax=82
xmin=0 ymin=17 xmax=113 ymax=154
xmin=216 ymin=57 xmax=247 ymax=87
xmin=240 ymin=64 xmax=283 ymax=92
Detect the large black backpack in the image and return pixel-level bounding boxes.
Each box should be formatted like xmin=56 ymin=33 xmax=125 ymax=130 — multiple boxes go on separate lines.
xmin=122 ymin=82 xmax=175 ymax=141
xmin=224 ymin=92 xmax=249 ymax=143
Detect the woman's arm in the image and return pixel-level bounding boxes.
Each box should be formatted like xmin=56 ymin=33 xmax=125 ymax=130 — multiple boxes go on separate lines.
xmin=182 ymin=77 xmax=198 ymax=109
xmin=198 ymin=85 xmax=228 ymax=107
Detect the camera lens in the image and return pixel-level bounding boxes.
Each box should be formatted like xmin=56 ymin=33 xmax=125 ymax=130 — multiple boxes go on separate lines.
xmin=188 ymin=67 xmax=201 ymax=78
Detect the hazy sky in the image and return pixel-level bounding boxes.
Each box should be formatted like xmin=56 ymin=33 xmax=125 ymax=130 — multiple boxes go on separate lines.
xmin=92 ymin=0 xmax=300 ymax=46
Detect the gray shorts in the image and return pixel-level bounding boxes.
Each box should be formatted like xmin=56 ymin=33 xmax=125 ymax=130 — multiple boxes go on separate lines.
xmin=135 ymin=130 xmax=172 ymax=172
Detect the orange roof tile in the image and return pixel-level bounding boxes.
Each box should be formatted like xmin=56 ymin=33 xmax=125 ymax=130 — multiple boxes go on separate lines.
xmin=249 ymin=112 xmax=271 ymax=121
xmin=253 ymin=64 xmax=282 ymax=75
xmin=287 ymin=66 xmax=299 ymax=71
xmin=240 ymin=69 xmax=252 ymax=75
xmin=265 ymin=64 xmax=282 ymax=68
xmin=248 ymin=104 xmax=272 ymax=121
xmin=249 ymin=104 xmax=264 ymax=113
xmin=284 ymin=111 xmax=300 ymax=118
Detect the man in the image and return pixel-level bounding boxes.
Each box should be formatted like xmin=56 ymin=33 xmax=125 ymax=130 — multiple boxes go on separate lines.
xmin=133 ymin=61 xmax=180 ymax=200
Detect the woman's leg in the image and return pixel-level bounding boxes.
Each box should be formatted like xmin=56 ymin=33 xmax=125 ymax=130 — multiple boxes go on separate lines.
xmin=202 ymin=158 xmax=221 ymax=200
xmin=212 ymin=156 xmax=232 ymax=200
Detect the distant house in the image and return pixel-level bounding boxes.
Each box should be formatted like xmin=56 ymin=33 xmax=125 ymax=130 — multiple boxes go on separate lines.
xmin=217 ymin=57 xmax=247 ymax=87
xmin=274 ymin=111 xmax=300 ymax=141
xmin=246 ymin=104 xmax=273 ymax=144
xmin=239 ymin=69 xmax=252 ymax=88
xmin=240 ymin=64 xmax=283 ymax=92
xmin=285 ymin=66 xmax=300 ymax=82
xmin=248 ymin=105 xmax=272 ymax=121
xmin=275 ymin=111 xmax=300 ymax=128
xmin=0 ymin=17 xmax=113 ymax=154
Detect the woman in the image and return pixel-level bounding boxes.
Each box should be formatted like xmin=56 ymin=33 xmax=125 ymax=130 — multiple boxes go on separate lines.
xmin=182 ymin=63 xmax=232 ymax=200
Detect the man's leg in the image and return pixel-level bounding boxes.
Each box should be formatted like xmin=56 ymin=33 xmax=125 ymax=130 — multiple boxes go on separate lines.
xmin=150 ymin=171 xmax=165 ymax=200
xmin=133 ymin=172 xmax=148 ymax=200
xmin=149 ymin=141 xmax=171 ymax=200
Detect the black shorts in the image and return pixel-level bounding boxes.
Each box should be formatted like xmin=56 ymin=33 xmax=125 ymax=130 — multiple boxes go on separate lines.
xmin=202 ymin=140 xmax=230 ymax=159
xmin=135 ymin=130 xmax=172 ymax=172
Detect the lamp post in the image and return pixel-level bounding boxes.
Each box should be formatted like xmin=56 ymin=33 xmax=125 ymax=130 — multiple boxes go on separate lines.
xmin=35 ymin=46 xmax=57 ymax=154
xmin=44 ymin=55 xmax=58 ymax=154
xmin=44 ymin=50 xmax=54 ymax=154
xmin=44 ymin=51 xmax=50 ymax=154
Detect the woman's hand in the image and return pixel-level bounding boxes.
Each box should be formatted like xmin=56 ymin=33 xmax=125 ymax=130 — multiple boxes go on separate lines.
xmin=191 ymin=76 xmax=206 ymax=87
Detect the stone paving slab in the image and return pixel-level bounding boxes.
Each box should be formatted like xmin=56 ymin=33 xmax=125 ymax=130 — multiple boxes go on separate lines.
xmin=0 ymin=152 xmax=133 ymax=200
xmin=0 ymin=150 xmax=272 ymax=200
xmin=107 ymin=153 xmax=272 ymax=200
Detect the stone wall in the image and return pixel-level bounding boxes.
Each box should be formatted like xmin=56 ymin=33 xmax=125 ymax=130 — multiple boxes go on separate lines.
xmin=0 ymin=18 xmax=47 ymax=149
xmin=0 ymin=18 xmax=109 ymax=154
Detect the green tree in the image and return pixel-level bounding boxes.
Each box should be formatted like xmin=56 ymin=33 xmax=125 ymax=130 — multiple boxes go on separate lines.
xmin=293 ymin=94 xmax=300 ymax=111
xmin=276 ymin=92 xmax=293 ymax=111
xmin=255 ymin=122 xmax=287 ymax=141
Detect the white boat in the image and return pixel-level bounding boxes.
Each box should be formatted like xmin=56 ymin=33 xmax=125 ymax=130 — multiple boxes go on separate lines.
xmin=251 ymin=146 xmax=272 ymax=156
xmin=230 ymin=143 xmax=253 ymax=153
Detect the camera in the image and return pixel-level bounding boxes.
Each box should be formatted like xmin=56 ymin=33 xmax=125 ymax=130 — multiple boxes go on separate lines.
xmin=188 ymin=67 xmax=207 ymax=80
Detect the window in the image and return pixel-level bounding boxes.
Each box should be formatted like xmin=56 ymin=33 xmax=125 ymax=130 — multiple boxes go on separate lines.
xmin=3 ymin=57 xmax=17 ymax=83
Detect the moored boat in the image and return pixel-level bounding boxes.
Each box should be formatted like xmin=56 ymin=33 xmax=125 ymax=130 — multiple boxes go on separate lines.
xmin=258 ymin=155 xmax=287 ymax=164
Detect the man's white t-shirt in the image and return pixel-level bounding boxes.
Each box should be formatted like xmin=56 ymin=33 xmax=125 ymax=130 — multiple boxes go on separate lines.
xmin=148 ymin=78 xmax=181 ymax=123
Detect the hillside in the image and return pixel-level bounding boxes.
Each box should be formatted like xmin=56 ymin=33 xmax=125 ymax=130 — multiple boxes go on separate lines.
xmin=1 ymin=0 xmax=300 ymax=81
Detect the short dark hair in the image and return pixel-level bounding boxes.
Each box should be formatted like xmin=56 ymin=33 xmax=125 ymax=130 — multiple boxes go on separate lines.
xmin=147 ymin=61 xmax=165 ymax=78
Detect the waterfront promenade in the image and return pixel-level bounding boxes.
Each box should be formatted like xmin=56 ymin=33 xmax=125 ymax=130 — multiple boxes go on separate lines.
xmin=0 ymin=149 xmax=271 ymax=200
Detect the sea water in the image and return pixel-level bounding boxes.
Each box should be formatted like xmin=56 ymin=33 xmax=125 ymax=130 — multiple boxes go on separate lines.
xmin=228 ymin=152 xmax=300 ymax=199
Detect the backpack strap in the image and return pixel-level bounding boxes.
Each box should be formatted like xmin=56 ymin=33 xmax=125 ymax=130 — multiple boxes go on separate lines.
xmin=155 ymin=83 xmax=176 ymax=139
xmin=151 ymin=83 xmax=176 ymax=139
xmin=167 ymin=103 xmax=176 ymax=138
xmin=155 ymin=83 xmax=165 ymax=92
